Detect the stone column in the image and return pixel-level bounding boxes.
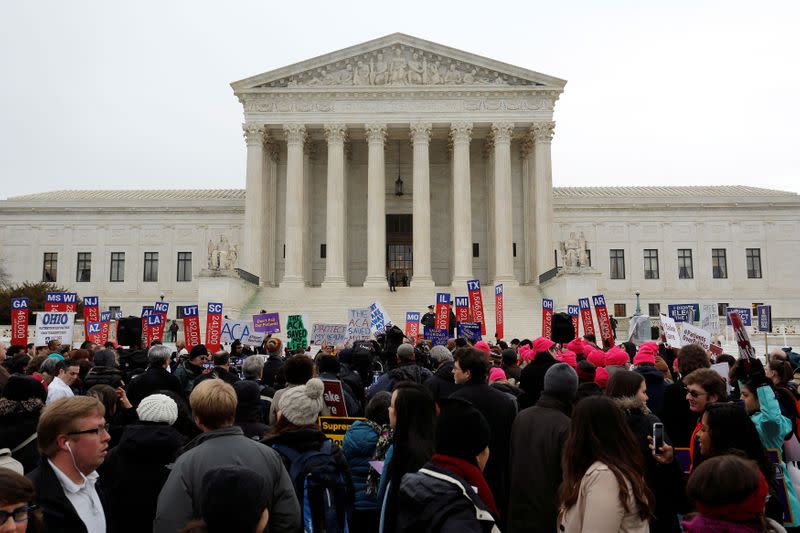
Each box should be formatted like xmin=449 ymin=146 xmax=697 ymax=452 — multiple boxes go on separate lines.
xmin=322 ymin=124 xmax=347 ymax=287
xmin=532 ymin=121 xmax=555 ymax=281
xmin=521 ymin=134 xmax=535 ymax=284
xmin=280 ymin=123 xmax=306 ymax=288
xmin=410 ymin=122 xmax=434 ymax=286
xmin=451 ymin=121 xmax=473 ymax=285
xmin=363 ymin=123 xmax=388 ymax=287
xmin=242 ymin=123 xmax=266 ymax=282
xmin=491 ymin=122 xmax=518 ymax=285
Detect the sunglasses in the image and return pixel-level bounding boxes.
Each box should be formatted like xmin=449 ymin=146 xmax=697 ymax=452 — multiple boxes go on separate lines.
xmin=687 ymin=389 xmax=708 ymax=399
xmin=67 ymin=423 xmax=111 ymax=437
xmin=0 ymin=505 xmax=37 ymax=525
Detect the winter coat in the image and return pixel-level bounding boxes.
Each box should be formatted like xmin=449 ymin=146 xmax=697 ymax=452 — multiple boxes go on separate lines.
xmin=262 ymin=354 xmax=285 ymax=388
xmin=516 ymin=352 xmax=557 ymax=410
xmin=424 ymin=362 xmax=462 ymax=403
xmin=211 ymin=365 xmax=240 ymax=385
xmin=398 ymin=463 xmax=500 ymax=533
xmin=98 ymin=423 xmax=184 ymax=533
xmin=502 ymin=363 xmax=521 ymax=383
xmin=320 ymin=372 xmax=362 ymax=417
xmin=342 ymin=420 xmax=380 ymax=511
xmin=173 ymin=360 xmax=204 ymax=396
xmin=421 ymin=312 xmax=436 ymax=330
xmin=558 ymin=461 xmax=650 ymax=533
xmin=451 ymin=382 xmax=517 ymax=530
xmin=614 ymin=396 xmax=685 ymax=533
xmin=575 ymin=382 xmax=603 ymax=402
xmin=661 ymin=380 xmax=696 ymax=447
xmin=367 ymin=364 xmax=433 ymax=399
xmin=83 ymin=366 xmax=125 ymax=389
xmin=125 ymin=365 xmax=183 ymax=407
xmin=635 ymin=363 xmax=667 ymax=417
xmin=339 ymin=363 xmax=366 ymax=406
xmin=154 ymin=426 xmax=300 ymax=533
xmin=508 ymin=392 xmax=571 ymax=533
xmin=0 ymin=397 xmax=42 ymax=473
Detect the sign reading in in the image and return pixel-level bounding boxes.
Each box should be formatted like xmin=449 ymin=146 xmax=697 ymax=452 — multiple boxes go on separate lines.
xmin=467 ymin=280 xmax=486 ymax=335
xmin=579 ymin=298 xmax=596 ymax=337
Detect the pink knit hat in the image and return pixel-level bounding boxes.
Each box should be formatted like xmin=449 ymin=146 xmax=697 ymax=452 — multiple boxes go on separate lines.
xmin=489 ymin=367 xmax=507 ymax=383
xmin=595 ymin=367 xmax=610 ymax=388
xmin=633 ymin=342 xmax=659 ymax=365
xmin=519 ymin=344 xmax=533 ymax=362
xmin=587 ymin=348 xmax=606 ymax=368
xmin=604 ymin=346 xmax=630 ymax=366
xmin=565 ymin=339 xmax=586 ymax=355
xmin=532 ymin=336 xmax=555 ymax=354
xmin=558 ymin=350 xmax=578 ymax=368
xmin=474 ymin=340 xmax=491 ymax=354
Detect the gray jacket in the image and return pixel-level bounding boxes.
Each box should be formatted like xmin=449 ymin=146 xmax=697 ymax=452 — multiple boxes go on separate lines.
xmin=154 ymin=426 xmax=300 ymax=533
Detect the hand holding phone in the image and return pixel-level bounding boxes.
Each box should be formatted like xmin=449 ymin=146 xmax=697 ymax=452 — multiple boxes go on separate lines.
xmin=652 ymin=423 xmax=665 ymax=455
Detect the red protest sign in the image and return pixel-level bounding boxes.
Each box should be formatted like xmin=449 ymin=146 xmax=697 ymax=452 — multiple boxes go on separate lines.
xmin=182 ymin=305 xmax=201 ymax=352
xmin=592 ymin=295 xmax=615 ymax=349
xmin=579 ymin=298 xmax=595 ymax=337
xmin=542 ymin=299 xmax=554 ymax=339
xmin=728 ymin=311 xmax=756 ymax=360
xmin=568 ymin=305 xmax=580 ymax=340
xmin=467 ymin=280 xmax=486 ymax=335
xmin=454 ymin=296 xmax=471 ymax=323
xmin=11 ymin=298 xmax=29 ymax=347
xmin=141 ymin=307 xmax=154 ymax=347
xmin=205 ymin=302 xmax=223 ymax=352
xmin=152 ymin=301 xmax=169 ymax=343
xmin=434 ymin=293 xmax=451 ymax=332
xmin=405 ymin=312 xmax=420 ymax=340
xmin=322 ymin=379 xmax=349 ymax=417
xmin=495 ymin=284 xmax=504 ymax=340
xmin=83 ymin=296 xmax=100 ymax=342
xmin=99 ymin=311 xmax=111 ymax=345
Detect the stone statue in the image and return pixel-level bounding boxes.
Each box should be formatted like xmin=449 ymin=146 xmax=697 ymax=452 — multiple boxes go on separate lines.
xmin=559 ymin=232 xmax=581 ymax=269
xmin=463 ymin=68 xmax=477 ymax=84
xmin=371 ymin=53 xmax=388 ymax=85
xmin=444 ymin=63 xmax=462 ymax=84
xmin=207 ymin=239 xmax=215 ymax=269
xmin=353 ymin=60 xmax=371 ymax=85
xmin=388 ymin=48 xmax=407 ymax=84
xmin=577 ymin=232 xmax=590 ymax=267
xmin=426 ymin=61 xmax=443 ymax=84
xmin=407 ymin=52 xmax=424 ymax=84
xmin=337 ymin=64 xmax=353 ymax=85
xmin=207 ymin=235 xmax=238 ymax=271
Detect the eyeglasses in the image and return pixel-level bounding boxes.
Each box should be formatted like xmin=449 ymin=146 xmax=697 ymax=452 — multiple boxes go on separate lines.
xmin=67 ymin=423 xmax=110 ymax=437
xmin=687 ymin=389 xmax=708 ymax=399
xmin=0 ymin=505 xmax=37 ymax=525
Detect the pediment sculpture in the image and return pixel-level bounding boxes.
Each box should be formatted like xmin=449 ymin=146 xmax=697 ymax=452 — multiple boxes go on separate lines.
xmin=207 ymin=235 xmax=239 ymax=271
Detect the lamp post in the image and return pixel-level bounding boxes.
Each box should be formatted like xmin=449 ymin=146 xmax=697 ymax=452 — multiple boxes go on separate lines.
xmin=394 ymin=140 xmax=404 ymax=196
xmin=634 ymin=291 xmax=641 ymax=316
xmin=159 ymin=292 xmax=165 ymax=302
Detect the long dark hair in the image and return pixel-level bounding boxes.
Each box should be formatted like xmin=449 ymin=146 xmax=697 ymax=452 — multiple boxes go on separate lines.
xmin=605 ymin=370 xmax=644 ymax=399
xmin=559 ymin=396 xmax=654 ymax=521
xmin=0 ymin=469 xmax=45 ymax=533
xmin=385 ymin=382 xmax=436 ymax=533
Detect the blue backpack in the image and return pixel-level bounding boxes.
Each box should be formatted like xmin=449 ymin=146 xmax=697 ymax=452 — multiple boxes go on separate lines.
xmin=272 ymin=440 xmax=352 ymax=533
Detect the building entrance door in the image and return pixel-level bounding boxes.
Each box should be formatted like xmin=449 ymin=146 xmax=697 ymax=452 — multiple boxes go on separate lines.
xmin=386 ymin=214 xmax=412 ymax=287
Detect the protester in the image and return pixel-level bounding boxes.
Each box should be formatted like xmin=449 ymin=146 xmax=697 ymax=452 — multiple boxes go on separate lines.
xmin=367 ymin=343 xmax=433 ymax=400
xmin=45 ymin=359 xmax=79 ymax=404
xmin=241 ymin=354 xmax=273 ymax=422
xmin=125 ymin=344 xmax=183 ymax=407
xmin=558 ymin=396 xmax=654 ymax=533
xmin=575 ymin=360 xmax=603 ymax=401
xmin=269 ymin=354 xmax=314 ymax=425
xmin=261 ymin=338 xmax=285 ymax=388
xmin=85 ymin=384 xmax=137 ymax=447
xmin=633 ymin=341 xmax=667 ymax=417
xmin=661 ymin=344 xmax=710 ymax=448
xmin=604 ymin=345 xmax=630 ymax=375
xmin=684 ymin=368 xmax=727 ymax=470
xmin=154 ymin=379 xmax=300 ymax=533
xmin=317 ymin=354 xmax=362 ymax=417
xmin=501 ymin=348 xmax=521 ymax=382
xmin=509 ymin=363 xmax=577 ymax=533
xmin=397 ymin=399 xmax=499 ymax=532
xmin=423 ymin=345 xmax=460 ymax=404
xmin=0 ymin=469 xmax=45 ymax=533
xmin=0 ymin=375 xmax=47 ymax=473
xmin=173 ymin=344 xmax=209 ymax=396
xmin=517 ymin=338 xmax=559 ymax=409
xmin=233 ymin=380 xmax=271 ymax=439
xmin=27 ymin=396 xmax=110 ymax=532
xmin=83 ymin=349 xmax=123 ymax=390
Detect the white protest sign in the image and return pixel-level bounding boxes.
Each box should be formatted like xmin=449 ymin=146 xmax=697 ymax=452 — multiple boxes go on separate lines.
xmin=310 ymin=323 xmax=348 ymax=346
xmin=711 ymin=362 xmax=733 ymax=393
xmin=628 ymin=315 xmax=652 ymax=345
xmin=35 ymin=312 xmax=76 ymax=346
xmin=681 ymin=322 xmax=712 ymax=350
xmin=220 ymin=319 xmax=253 ymax=343
xmin=701 ymin=303 xmax=720 ymax=336
xmin=347 ymin=308 xmax=372 ymax=341
xmin=369 ymin=301 xmax=393 ymax=334
xmin=659 ymin=314 xmax=681 ymax=348
xmin=242 ymin=332 xmax=266 ymax=346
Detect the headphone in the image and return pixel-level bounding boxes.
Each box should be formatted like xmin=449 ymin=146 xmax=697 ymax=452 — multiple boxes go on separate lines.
xmin=65 ymin=441 xmax=71 ymax=452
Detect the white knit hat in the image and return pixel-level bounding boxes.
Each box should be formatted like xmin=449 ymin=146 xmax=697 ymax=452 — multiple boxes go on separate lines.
xmin=278 ymin=378 xmax=325 ymax=426
xmin=136 ymin=394 xmax=178 ymax=426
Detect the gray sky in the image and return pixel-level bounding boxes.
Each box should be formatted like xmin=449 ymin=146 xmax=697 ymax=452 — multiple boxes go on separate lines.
xmin=1 ymin=0 xmax=798 ymax=199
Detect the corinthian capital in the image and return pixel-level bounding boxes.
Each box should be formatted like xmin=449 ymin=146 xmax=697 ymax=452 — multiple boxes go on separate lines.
xmin=531 ymin=121 xmax=555 ymax=143
xmin=409 ymin=122 xmax=432 ymax=144
xmin=491 ymin=122 xmax=515 ymax=144
xmin=324 ymin=124 xmax=348 ymax=145
xmin=450 ymin=121 xmax=473 ymax=144
xmin=364 ymin=123 xmax=387 ymax=144
xmin=242 ymin=123 xmax=265 ymax=145
xmin=283 ymin=123 xmax=307 ymax=145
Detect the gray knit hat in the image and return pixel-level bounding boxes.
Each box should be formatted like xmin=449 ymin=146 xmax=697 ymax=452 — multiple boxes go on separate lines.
xmin=544 ymin=363 xmax=578 ymax=398
xmin=430 ymin=345 xmax=453 ymax=365
xmin=136 ymin=394 xmax=178 ymax=425
xmin=278 ymin=378 xmax=325 ymax=426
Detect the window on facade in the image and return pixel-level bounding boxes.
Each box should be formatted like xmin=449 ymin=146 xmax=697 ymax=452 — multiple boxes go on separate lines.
xmin=76 ymin=252 xmax=91 ymax=282
xmin=648 ymin=303 xmax=661 ymax=317
xmin=110 ymin=252 xmax=125 ymax=282
xmin=177 ymin=252 xmax=192 ymax=282
xmin=718 ymin=302 xmax=729 ymax=318
xmin=678 ymin=249 xmax=693 ymax=279
xmin=513 ymin=242 xmax=517 ymax=258
xmin=643 ymin=249 xmax=659 ymax=279
xmin=610 ymin=249 xmax=625 ymax=279
xmin=746 ymin=248 xmax=762 ymax=278
xmin=712 ymin=249 xmax=727 ymax=279
xmin=320 ymin=244 xmax=327 ymax=259
xmin=751 ymin=302 xmax=764 ymax=316
xmin=584 ymin=250 xmax=592 ymax=267
xmin=143 ymin=252 xmax=159 ymax=282
xmin=472 ymin=243 xmax=479 ymax=258
xmin=614 ymin=303 xmax=627 ymax=317
xmin=42 ymin=252 xmax=57 ymax=282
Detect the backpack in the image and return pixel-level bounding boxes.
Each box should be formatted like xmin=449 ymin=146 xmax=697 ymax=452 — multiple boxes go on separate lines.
xmin=271 ymin=440 xmax=352 ymax=533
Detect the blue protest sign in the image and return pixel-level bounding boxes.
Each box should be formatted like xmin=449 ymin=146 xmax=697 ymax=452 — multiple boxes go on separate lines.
xmin=756 ymin=305 xmax=772 ymax=333
xmin=457 ymin=322 xmax=482 ymax=342
xmin=667 ymin=304 xmax=700 ymax=323
xmin=726 ymin=307 xmax=752 ymax=326
xmin=424 ymin=329 xmax=449 ymax=346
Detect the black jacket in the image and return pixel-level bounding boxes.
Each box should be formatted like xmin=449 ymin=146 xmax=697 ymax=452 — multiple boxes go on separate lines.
xmin=424 ymin=362 xmax=462 ymax=403
xmin=98 ymin=423 xmax=185 ymax=533
xmin=262 ymin=354 xmax=285 ymax=388
xmin=661 ymin=380 xmax=696 ymax=447
xmin=421 ymin=312 xmax=436 ymax=329
xmin=125 ymin=365 xmax=183 ymax=407
xmin=635 ymin=364 xmax=667 ymax=418
xmin=517 ymin=352 xmax=558 ymax=410
xmin=508 ymin=393 xmax=571 ymax=533
xmin=83 ymin=366 xmax=125 ymax=389
xmin=211 ymin=365 xmax=240 ymax=385
xmin=0 ymin=398 xmax=41 ymax=473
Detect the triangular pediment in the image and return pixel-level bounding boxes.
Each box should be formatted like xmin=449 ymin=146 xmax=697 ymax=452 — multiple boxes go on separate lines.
xmin=232 ymin=33 xmax=566 ymax=91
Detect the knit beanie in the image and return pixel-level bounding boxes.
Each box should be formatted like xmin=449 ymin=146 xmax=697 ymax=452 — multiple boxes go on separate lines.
xmin=136 ymin=394 xmax=178 ymax=425
xmin=474 ymin=341 xmax=491 ymax=354
xmin=278 ymin=378 xmax=325 ymax=426
xmin=489 ymin=367 xmax=507 ymax=383
xmin=604 ymin=346 xmax=630 ymax=366
xmin=558 ymin=350 xmax=578 ymax=369
xmin=434 ymin=398 xmax=491 ymax=463
xmin=201 ymin=466 xmax=269 ymax=532
xmin=519 ymin=344 xmax=533 ymax=363
xmin=189 ymin=344 xmax=209 ymax=360
xmin=576 ymin=361 xmax=597 ymax=384
xmin=2 ymin=375 xmax=47 ymax=403
xmin=595 ymin=367 xmax=610 ymax=389
xmin=565 ymin=339 xmax=586 ymax=355
xmin=430 ymin=345 xmax=453 ymax=365
xmin=532 ymin=337 xmax=555 ymax=354
xmin=93 ymin=349 xmax=117 ymax=368
xmin=587 ymin=348 xmax=607 ymax=368
xmin=266 ymin=338 xmax=282 ymax=355
xmin=543 ymin=363 xmax=578 ymax=397
xmin=633 ymin=342 xmax=659 ymax=365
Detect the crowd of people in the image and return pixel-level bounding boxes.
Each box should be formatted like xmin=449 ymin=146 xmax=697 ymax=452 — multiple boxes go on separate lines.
xmin=0 ymin=326 xmax=799 ymax=533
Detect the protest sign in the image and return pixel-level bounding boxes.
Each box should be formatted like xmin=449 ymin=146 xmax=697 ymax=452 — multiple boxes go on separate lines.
xmin=454 ymin=296 xmax=470 ymax=323
xmin=728 ymin=310 xmax=756 ymax=359
xmin=45 ymin=292 xmax=77 ymax=312
xmin=495 ymin=284 xmax=504 ymax=340
xmin=593 ymin=295 xmax=615 ymax=349
xmin=405 ymin=312 xmax=420 ymax=340
xmin=99 ymin=311 xmax=111 ymax=345
xmin=152 ymin=301 xmax=169 ymax=342
xmin=10 ymin=298 xmax=29 ymax=347
xmin=241 ymin=332 xmax=265 ymax=346
xmin=700 ymin=303 xmax=720 ymax=336
xmin=757 ymin=305 xmax=772 ymax=333
xmin=667 ymin=303 xmax=700 ymax=323
xmin=629 ymin=315 xmax=652 ymax=345
xmin=286 ymin=314 xmax=309 ymax=351
xmin=221 ymin=319 xmax=253 ymax=344
xmin=467 ymin=280 xmax=486 ymax=335
xmin=141 ymin=307 xmax=154 ymax=347
xmin=205 ymin=302 xmax=223 ymax=352
xmin=83 ymin=296 xmax=100 ymax=341
xmin=310 ymin=323 xmax=348 ymax=346
xmin=145 ymin=313 xmax=163 ymax=346
xmin=711 ymin=362 xmax=733 ymax=393
xmin=424 ymin=328 xmax=449 ymax=346
xmin=114 ymin=310 xmax=123 ymax=342
xmin=322 ymin=379 xmax=349 ymax=417
xmin=458 ymin=322 xmax=482 ymax=343
xmin=369 ymin=301 xmax=392 ymax=335
xmin=182 ymin=305 xmax=201 ymax=351
xmin=86 ymin=321 xmax=103 ymax=345
xmin=659 ymin=314 xmax=681 ymax=348
xmin=579 ymin=298 xmax=596 ymax=337
xmin=434 ymin=293 xmax=451 ymax=331
xmin=542 ymin=299 xmax=554 ymax=339
xmin=347 ymin=308 xmax=371 ymax=341
xmin=319 ymin=416 xmax=366 ymax=446
xmin=34 ymin=312 xmax=76 ymax=346
xmin=726 ymin=307 xmax=752 ymax=326
xmin=567 ymin=305 xmax=580 ymax=340
xmin=681 ymin=322 xmax=711 ymax=351
xmin=253 ymin=313 xmax=281 ymax=334
xmin=709 ymin=343 xmax=724 ymax=356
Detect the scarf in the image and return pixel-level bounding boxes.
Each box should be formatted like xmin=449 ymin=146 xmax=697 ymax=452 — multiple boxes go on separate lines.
xmin=681 ymin=515 xmax=762 ymax=533
xmin=365 ymin=424 xmax=393 ymax=496
xmin=694 ymin=471 xmax=769 ymax=523
xmin=431 ymin=453 xmax=498 ymax=516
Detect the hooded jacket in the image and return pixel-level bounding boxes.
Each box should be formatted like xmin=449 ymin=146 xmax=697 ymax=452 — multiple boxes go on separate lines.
xmin=424 ymin=361 xmax=462 ymax=403
xmin=125 ymin=364 xmax=183 ymax=407
xmin=517 ymin=352 xmax=558 ymax=410
xmin=342 ymin=420 xmax=381 ymax=511
xmin=634 ymin=364 xmax=667 ymax=418
xmin=173 ymin=360 xmax=204 ymax=396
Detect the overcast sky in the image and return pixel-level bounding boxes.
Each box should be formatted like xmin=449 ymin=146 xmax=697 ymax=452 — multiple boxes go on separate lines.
xmin=1 ymin=0 xmax=798 ymax=199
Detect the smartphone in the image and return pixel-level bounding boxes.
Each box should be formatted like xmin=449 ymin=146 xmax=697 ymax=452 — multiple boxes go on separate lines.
xmin=653 ymin=422 xmax=665 ymax=455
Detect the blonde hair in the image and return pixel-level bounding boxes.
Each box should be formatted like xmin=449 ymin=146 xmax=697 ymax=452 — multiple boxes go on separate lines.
xmin=189 ymin=379 xmax=237 ymax=430
xmin=37 ymin=396 xmax=105 ymax=457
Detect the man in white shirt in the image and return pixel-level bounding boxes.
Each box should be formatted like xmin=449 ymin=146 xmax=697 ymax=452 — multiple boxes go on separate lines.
xmin=27 ymin=396 xmax=110 ymax=532
xmin=46 ymin=359 xmax=80 ymax=404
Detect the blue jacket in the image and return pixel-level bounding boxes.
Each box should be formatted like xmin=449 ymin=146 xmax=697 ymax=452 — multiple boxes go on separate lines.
xmin=342 ymin=420 xmax=380 ymax=511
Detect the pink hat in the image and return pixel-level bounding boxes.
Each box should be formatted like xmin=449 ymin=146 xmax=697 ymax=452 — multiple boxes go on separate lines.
xmin=595 ymin=367 xmax=609 ymax=388
xmin=489 ymin=367 xmax=507 ymax=383
xmin=519 ymin=344 xmax=533 ymax=362
xmin=474 ymin=341 xmax=491 ymax=354
xmin=633 ymin=342 xmax=659 ymax=365
xmin=587 ymin=348 xmax=606 ymax=368
xmin=565 ymin=339 xmax=586 ymax=355
xmin=558 ymin=350 xmax=578 ymax=368
xmin=532 ymin=336 xmax=555 ymax=354
xmin=604 ymin=346 xmax=630 ymax=366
